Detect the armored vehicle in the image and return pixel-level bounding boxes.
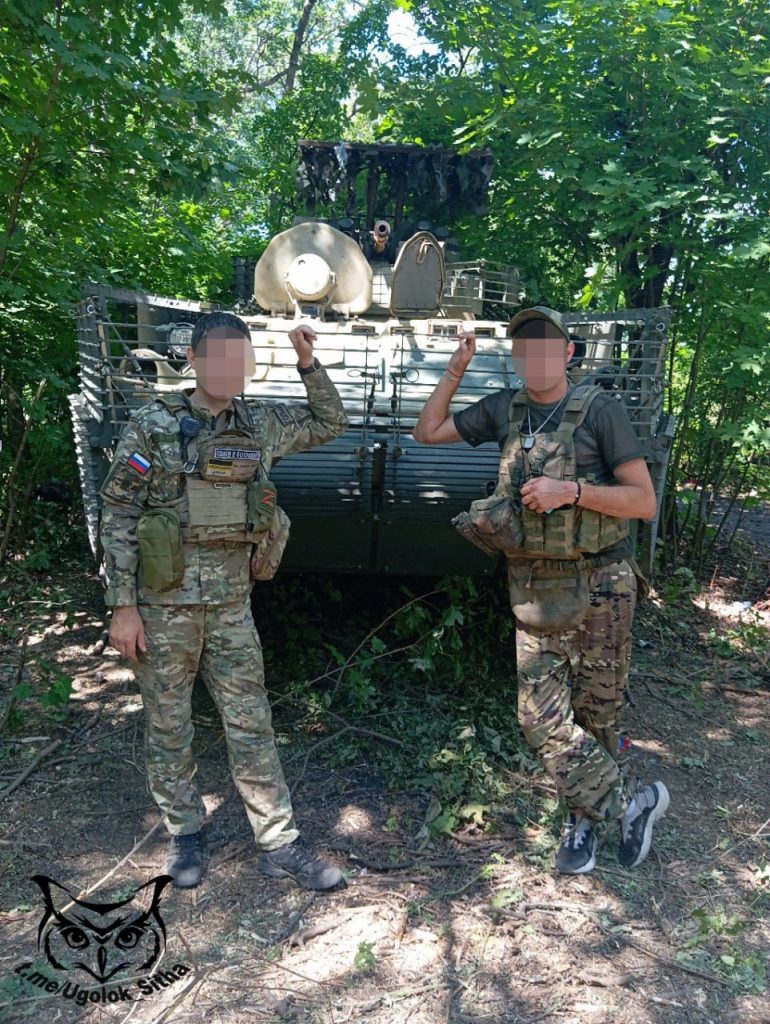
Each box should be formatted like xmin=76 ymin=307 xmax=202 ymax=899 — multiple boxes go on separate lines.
xmin=70 ymin=141 xmax=674 ymax=576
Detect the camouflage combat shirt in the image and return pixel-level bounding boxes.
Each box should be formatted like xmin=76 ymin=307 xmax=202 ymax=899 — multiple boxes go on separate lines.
xmin=99 ymin=365 xmax=347 ymax=607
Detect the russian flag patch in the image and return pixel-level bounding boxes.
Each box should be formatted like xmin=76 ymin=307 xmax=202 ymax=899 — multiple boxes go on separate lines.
xmin=127 ymin=452 xmax=151 ymax=475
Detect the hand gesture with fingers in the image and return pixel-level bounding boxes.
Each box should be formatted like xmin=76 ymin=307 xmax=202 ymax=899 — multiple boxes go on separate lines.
xmin=447 ymin=330 xmax=476 ymax=380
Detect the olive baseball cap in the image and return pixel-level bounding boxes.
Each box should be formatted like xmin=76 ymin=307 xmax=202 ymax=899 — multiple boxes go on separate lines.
xmin=507 ymin=305 xmax=569 ymax=341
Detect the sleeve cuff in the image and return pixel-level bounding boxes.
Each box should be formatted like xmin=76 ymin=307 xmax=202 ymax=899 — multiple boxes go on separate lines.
xmin=104 ymin=582 xmax=139 ymax=607
xmin=452 ymin=411 xmax=481 ymax=447
xmin=297 ymin=357 xmax=321 ymax=376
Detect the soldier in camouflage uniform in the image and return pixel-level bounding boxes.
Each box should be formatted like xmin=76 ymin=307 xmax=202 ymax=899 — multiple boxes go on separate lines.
xmin=414 ymin=307 xmax=670 ymax=875
xmin=101 ymin=312 xmax=347 ymax=890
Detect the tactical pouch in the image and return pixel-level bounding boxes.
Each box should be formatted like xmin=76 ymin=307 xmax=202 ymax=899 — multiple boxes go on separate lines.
xmin=576 ymin=508 xmax=630 ymax=553
xmin=507 ymin=558 xmax=590 ymax=632
xmin=452 ymin=494 xmax=525 ymax=557
xmin=137 ymin=508 xmax=185 ymax=592
xmin=521 ymin=505 xmax=579 ymax=558
xmin=516 ymin=436 xmax=581 ymax=559
xmin=186 ymin=477 xmax=247 ymax=530
xmin=250 ymin=506 xmax=291 ymax=580
xmin=246 ymin=476 xmax=278 ymax=534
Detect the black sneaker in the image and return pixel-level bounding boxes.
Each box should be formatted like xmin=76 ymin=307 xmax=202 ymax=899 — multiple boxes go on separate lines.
xmin=258 ymin=837 xmax=344 ymax=891
xmin=555 ymin=813 xmax=597 ymax=874
xmin=165 ymin=832 xmax=204 ymax=888
xmin=619 ymin=782 xmax=670 ymax=869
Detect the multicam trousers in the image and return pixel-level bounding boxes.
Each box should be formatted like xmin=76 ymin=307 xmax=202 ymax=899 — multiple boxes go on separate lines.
xmin=515 ymin=560 xmax=637 ymax=822
xmin=134 ymin=600 xmax=298 ymax=850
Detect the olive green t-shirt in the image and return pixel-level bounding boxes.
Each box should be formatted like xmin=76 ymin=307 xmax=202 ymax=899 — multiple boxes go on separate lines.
xmin=453 ymin=386 xmax=645 ymax=561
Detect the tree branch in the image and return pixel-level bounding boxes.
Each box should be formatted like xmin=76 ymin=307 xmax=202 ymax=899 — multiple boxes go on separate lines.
xmin=285 ymin=0 xmax=319 ymax=95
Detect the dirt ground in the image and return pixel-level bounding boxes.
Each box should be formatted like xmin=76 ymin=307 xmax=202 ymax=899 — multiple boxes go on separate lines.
xmin=1 ymin=533 xmax=769 ymax=1024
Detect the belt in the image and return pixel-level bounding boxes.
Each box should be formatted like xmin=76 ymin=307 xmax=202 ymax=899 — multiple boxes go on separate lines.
xmin=507 ymin=552 xmax=627 ymax=572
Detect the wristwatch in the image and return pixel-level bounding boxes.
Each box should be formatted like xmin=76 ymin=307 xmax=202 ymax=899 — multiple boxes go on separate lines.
xmin=298 ymin=357 xmax=321 ymax=375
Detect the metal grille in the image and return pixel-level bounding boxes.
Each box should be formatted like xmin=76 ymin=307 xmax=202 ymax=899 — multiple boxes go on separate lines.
xmin=444 ymin=260 xmax=524 ymax=314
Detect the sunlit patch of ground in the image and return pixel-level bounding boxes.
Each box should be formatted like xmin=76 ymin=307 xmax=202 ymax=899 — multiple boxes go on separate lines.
xmin=691 ymin=593 xmax=770 ymax=631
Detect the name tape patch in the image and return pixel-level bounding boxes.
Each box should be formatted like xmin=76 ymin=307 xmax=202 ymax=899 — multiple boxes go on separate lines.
xmin=274 ymin=405 xmax=294 ymax=427
xmin=206 ymin=460 xmax=234 ymax=478
xmin=213 ymin=448 xmax=261 ymax=461
xmin=127 ymin=452 xmax=151 ymax=475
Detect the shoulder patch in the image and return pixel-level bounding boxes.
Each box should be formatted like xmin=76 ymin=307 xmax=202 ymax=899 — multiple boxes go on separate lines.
xmin=273 ymin=404 xmax=294 ymax=427
xmin=127 ymin=452 xmax=151 ymax=475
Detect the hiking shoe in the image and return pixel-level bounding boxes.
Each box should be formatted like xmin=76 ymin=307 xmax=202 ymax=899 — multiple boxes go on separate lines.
xmin=555 ymin=813 xmax=597 ymax=875
xmin=258 ymin=837 xmax=344 ymax=891
xmin=619 ymin=782 xmax=670 ymax=869
xmin=165 ymin=832 xmax=204 ymax=888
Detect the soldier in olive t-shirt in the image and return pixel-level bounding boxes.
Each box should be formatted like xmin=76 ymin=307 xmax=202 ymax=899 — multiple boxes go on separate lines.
xmin=412 ymin=306 xmax=669 ymax=878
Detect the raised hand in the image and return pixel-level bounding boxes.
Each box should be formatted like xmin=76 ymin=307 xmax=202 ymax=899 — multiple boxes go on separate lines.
xmin=288 ymin=324 xmax=317 ymax=368
xmin=447 ymin=330 xmax=476 ymax=378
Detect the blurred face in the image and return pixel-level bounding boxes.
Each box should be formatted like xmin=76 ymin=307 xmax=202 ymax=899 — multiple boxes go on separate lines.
xmin=511 ymin=332 xmax=574 ymax=392
xmin=187 ymin=328 xmax=256 ymax=400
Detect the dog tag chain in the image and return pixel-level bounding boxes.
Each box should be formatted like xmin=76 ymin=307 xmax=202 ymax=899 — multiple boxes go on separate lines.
xmin=522 ymin=393 xmax=568 ymax=450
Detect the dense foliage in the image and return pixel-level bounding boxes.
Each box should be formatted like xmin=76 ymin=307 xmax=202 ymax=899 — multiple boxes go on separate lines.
xmin=1 ymin=0 xmax=769 ymax=567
